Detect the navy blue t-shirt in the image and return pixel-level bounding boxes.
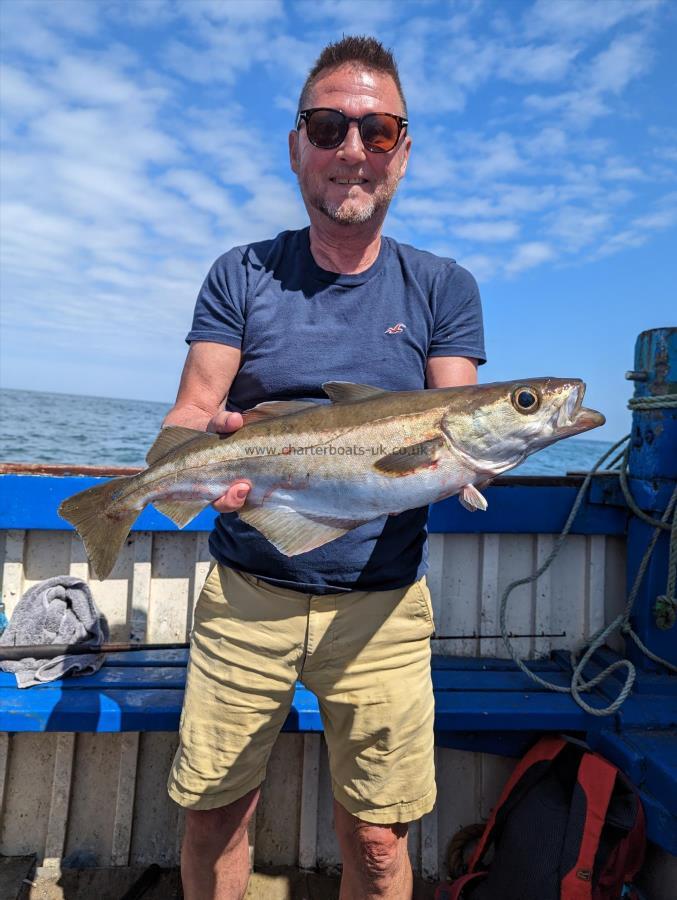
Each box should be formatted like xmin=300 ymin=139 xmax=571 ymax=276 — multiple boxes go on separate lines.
xmin=187 ymin=227 xmax=485 ymax=594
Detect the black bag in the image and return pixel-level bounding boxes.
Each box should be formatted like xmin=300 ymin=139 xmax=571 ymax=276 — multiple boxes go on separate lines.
xmin=435 ymin=735 xmax=646 ymax=900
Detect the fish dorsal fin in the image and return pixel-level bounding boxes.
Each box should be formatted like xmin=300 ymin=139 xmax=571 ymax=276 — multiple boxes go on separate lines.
xmin=458 ymin=484 xmax=488 ymax=512
xmin=238 ymin=505 xmax=367 ymax=556
xmin=322 ymin=381 xmax=389 ymax=404
xmin=146 ymin=426 xmax=213 ymax=466
xmin=242 ymin=400 xmax=319 ymax=426
xmin=374 ymin=436 xmax=447 ymax=476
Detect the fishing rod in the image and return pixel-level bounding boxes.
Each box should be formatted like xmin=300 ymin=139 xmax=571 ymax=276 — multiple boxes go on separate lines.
xmin=0 ymin=641 xmax=190 ymax=662
xmin=0 ymin=632 xmax=567 ymax=662
xmin=432 ymin=631 xmax=566 ymax=640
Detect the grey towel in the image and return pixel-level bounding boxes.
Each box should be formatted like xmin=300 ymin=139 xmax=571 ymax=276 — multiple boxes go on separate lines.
xmin=0 ymin=576 xmax=109 ymax=688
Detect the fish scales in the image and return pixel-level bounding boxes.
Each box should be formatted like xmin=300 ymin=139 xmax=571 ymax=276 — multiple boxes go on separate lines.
xmin=58 ymin=378 xmax=604 ymax=579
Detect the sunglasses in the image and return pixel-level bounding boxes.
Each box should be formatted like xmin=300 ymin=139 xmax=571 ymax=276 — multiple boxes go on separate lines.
xmin=296 ymin=107 xmax=408 ymax=153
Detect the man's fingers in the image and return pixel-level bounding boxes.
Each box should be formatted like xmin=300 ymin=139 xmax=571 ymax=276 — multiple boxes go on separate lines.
xmin=208 ymin=411 xmax=244 ymax=434
xmin=212 ymin=481 xmax=251 ymax=513
xmin=223 ymin=412 xmax=244 ymax=432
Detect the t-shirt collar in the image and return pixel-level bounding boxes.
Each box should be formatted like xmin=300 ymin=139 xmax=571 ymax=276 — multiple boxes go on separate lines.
xmin=302 ymin=227 xmax=388 ymax=286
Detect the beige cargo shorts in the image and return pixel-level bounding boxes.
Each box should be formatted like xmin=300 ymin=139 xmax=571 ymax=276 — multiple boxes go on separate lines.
xmin=167 ymin=563 xmax=436 ymax=824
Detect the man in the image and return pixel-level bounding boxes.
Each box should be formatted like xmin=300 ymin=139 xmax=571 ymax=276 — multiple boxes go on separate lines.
xmin=164 ymin=36 xmax=485 ymax=900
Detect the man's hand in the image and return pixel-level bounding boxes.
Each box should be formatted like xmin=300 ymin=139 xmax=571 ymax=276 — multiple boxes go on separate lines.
xmin=207 ymin=411 xmax=251 ymax=512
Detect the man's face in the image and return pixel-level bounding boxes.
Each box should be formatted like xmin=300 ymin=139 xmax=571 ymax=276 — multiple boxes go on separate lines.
xmin=289 ymin=65 xmax=411 ymax=227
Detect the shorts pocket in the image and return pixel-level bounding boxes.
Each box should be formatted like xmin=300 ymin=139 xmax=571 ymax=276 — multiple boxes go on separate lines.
xmin=408 ymin=578 xmax=435 ymax=635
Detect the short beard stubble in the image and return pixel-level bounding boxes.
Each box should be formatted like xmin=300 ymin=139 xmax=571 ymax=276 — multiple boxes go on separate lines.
xmin=299 ymin=166 xmax=403 ymax=227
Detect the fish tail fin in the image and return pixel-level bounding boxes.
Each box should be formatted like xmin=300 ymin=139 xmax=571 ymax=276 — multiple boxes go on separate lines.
xmin=58 ymin=477 xmax=139 ymax=580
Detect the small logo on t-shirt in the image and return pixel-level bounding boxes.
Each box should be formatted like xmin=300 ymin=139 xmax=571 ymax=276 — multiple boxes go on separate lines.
xmin=384 ymin=323 xmax=407 ymax=334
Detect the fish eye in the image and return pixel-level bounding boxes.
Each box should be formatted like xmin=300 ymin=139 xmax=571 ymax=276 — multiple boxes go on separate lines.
xmin=511 ymin=387 xmax=540 ymax=414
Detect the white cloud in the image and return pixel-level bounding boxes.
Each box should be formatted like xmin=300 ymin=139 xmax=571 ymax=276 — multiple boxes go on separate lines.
xmin=471 ymin=133 xmax=524 ymax=179
xmin=0 ymin=65 xmax=53 ymax=115
xmin=0 ymin=0 xmax=100 ymax=58
xmin=591 ymin=196 xmax=677 ymax=259
xmin=161 ymin=169 xmax=241 ymax=220
xmin=106 ymin=0 xmax=176 ymax=27
xmin=587 ymin=32 xmax=652 ymax=95
xmin=455 ymin=253 xmax=498 ymax=282
xmin=524 ymin=127 xmax=568 ymax=157
xmin=293 ymin=0 xmax=399 ymax=27
xmin=524 ymin=88 xmax=609 ymax=125
xmin=48 ymin=55 xmax=162 ymax=106
xmin=601 ymin=156 xmax=647 ymax=181
xmin=497 ymin=42 xmax=579 ymax=82
xmin=547 ymin=207 xmax=610 ymax=252
xmin=505 ymin=241 xmax=555 ymax=275
xmin=453 ymin=220 xmax=520 ymax=242
xmin=526 ymin=0 xmax=661 ymax=40
xmin=632 ymin=207 xmax=677 ymax=230
xmin=164 ymin=6 xmax=309 ymax=87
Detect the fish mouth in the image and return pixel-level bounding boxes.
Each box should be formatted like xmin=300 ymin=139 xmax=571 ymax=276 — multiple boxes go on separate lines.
xmin=553 ymin=383 xmax=605 ymax=435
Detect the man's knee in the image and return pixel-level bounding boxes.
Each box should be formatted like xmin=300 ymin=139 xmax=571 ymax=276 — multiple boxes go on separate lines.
xmin=335 ymin=801 xmax=409 ymax=883
xmin=184 ymin=787 xmax=259 ymax=854
xmin=354 ymin=823 xmax=407 ymax=879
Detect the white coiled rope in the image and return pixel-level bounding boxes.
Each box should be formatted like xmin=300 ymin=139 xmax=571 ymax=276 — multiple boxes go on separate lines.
xmin=500 ymin=394 xmax=677 ymax=717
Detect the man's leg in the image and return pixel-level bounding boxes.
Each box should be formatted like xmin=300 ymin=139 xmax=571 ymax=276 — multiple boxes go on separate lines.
xmin=334 ymin=799 xmax=413 ymax=900
xmin=168 ymin=567 xmax=310 ymax=898
xmin=181 ymin=787 xmax=260 ymax=900
xmin=301 ymin=578 xmax=436 ymax=900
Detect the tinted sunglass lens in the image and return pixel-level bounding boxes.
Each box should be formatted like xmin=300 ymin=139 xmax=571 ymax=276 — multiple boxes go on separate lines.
xmin=307 ymin=110 xmax=346 ymax=148
xmin=361 ymin=114 xmax=399 ymax=152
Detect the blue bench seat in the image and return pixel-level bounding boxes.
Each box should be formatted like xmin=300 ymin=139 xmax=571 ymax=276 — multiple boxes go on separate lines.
xmin=0 ymin=649 xmax=677 ymax=853
xmin=1 ymin=648 xmax=675 ymax=852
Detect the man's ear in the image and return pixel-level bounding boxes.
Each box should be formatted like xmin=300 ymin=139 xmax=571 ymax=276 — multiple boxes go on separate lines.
xmin=289 ymin=130 xmax=299 ymax=174
xmin=398 ymin=134 xmax=412 ymax=180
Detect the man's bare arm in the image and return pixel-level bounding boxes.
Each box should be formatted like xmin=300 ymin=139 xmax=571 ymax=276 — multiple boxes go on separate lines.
xmin=164 ymin=341 xmax=242 ymax=430
xmin=164 ymin=341 xmax=250 ymax=512
xmin=426 ymin=355 xmax=478 ymax=388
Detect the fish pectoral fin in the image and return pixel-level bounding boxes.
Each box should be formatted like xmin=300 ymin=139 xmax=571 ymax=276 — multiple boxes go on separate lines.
xmin=238 ymin=505 xmax=366 ymax=556
xmin=322 ymin=381 xmax=390 ymax=403
xmin=153 ymin=499 xmax=211 ymax=528
xmin=242 ymin=400 xmax=319 ymax=426
xmin=146 ymin=426 xmax=217 ymax=465
xmin=374 ymin=436 xmax=447 ymax=476
xmin=458 ymin=484 xmax=488 ymax=512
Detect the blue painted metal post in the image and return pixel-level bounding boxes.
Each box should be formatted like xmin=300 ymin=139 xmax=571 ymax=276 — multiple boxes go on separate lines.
xmin=626 ymin=327 xmax=677 ymax=669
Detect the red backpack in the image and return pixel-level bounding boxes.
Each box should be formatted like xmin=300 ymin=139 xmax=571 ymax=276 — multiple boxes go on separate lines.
xmin=435 ymin=735 xmax=646 ymax=900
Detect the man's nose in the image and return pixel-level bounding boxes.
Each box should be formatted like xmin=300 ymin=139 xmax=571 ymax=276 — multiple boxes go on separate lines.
xmin=337 ymin=122 xmax=367 ymax=162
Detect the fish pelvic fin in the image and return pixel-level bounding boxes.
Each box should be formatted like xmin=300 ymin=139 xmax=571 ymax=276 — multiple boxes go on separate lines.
xmin=58 ymin=477 xmax=138 ymax=580
xmin=153 ymin=499 xmax=210 ymax=528
xmin=458 ymin=484 xmax=488 ymax=512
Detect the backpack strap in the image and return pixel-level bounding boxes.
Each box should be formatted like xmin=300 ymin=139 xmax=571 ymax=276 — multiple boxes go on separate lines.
xmin=435 ymin=872 xmax=487 ymax=900
xmin=560 ymin=753 xmax=618 ymax=900
xmin=468 ymin=735 xmax=567 ymax=871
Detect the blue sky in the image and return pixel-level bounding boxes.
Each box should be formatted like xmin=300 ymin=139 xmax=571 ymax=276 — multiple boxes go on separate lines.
xmin=1 ymin=0 xmax=675 ymax=441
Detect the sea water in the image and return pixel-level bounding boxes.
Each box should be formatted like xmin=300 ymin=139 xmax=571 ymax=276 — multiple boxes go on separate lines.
xmin=0 ymin=387 xmax=613 ymax=473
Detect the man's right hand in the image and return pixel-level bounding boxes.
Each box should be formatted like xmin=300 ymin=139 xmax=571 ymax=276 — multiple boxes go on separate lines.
xmin=207 ymin=411 xmax=251 ymax=512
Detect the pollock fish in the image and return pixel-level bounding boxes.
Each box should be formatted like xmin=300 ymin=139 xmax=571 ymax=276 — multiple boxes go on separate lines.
xmin=58 ymin=378 xmax=604 ymax=579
